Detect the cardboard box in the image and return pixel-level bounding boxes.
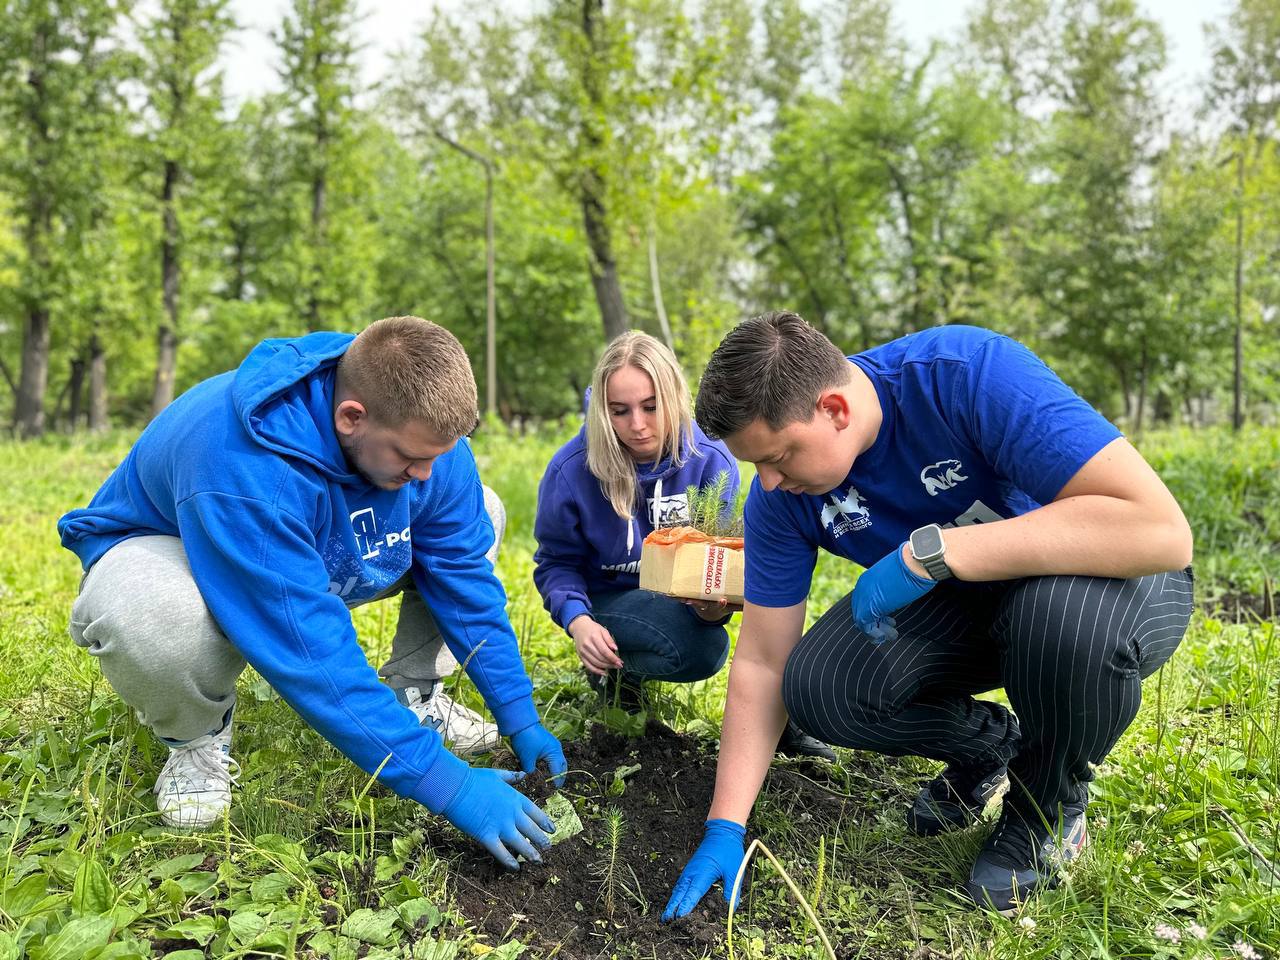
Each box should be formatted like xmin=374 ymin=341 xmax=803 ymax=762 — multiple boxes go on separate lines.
xmin=639 ymin=526 xmax=745 ymax=605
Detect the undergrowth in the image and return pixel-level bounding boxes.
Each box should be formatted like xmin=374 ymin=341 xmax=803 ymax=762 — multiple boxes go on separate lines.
xmin=0 ymin=425 xmax=1276 ymax=959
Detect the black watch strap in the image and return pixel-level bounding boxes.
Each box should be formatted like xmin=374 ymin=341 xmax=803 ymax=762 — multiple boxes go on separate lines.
xmin=921 ymin=553 xmax=953 ymax=581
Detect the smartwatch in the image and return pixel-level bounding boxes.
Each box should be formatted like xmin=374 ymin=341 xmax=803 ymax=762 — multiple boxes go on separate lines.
xmin=909 ymin=523 xmax=954 ymax=581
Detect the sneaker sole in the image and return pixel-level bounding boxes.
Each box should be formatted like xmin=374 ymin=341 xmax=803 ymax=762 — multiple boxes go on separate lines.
xmin=448 ymin=734 xmax=503 ymax=756
xmin=157 ymin=805 xmax=231 ymax=829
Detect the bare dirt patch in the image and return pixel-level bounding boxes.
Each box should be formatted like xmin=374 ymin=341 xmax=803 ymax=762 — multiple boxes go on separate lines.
xmin=438 ymin=721 xmax=864 ymax=958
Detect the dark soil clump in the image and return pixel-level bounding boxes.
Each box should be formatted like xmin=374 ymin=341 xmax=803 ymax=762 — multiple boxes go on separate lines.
xmin=1206 ymin=587 xmax=1277 ymax=622
xmin=441 ymin=720 xmax=852 ymax=958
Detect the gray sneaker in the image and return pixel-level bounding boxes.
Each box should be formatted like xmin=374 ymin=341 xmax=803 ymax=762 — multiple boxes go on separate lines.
xmin=394 ymin=682 xmax=501 ymax=756
xmin=964 ymin=801 xmax=1089 ymax=915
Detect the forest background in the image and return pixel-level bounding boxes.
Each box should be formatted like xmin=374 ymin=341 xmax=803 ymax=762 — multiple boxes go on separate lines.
xmin=1 ymin=0 xmax=1278 ymax=436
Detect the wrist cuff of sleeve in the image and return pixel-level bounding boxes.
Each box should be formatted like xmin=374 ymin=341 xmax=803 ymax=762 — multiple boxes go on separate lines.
xmin=558 ymin=599 xmax=592 ymax=632
xmin=410 ymin=746 xmax=471 ymax=813
xmin=490 ymin=695 xmax=541 ymax=737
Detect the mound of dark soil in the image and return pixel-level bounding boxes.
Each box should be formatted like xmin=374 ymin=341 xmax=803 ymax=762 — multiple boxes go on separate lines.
xmin=440 ymin=721 xmax=853 ymax=958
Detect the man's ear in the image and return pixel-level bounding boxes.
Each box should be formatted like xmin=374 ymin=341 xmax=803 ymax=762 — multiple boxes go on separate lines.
xmin=817 ymin=390 xmax=852 ymax=429
xmin=334 ymin=399 xmax=368 ymax=438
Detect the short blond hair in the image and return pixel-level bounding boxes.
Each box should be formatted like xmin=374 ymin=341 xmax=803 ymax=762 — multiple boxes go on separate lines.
xmin=586 ymin=332 xmax=695 ymax=519
xmin=338 ymin=316 xmax=478 ymax=437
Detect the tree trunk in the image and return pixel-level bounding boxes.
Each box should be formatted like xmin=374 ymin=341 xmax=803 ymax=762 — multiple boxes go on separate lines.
xmin=1134 ymin=339 xmax=1148 ymax=437
xmin=484 ymin=159 xmax=496 ymax=418
xmin=50 ymin=373 xmax=71 ymax=431
xmin=88 ymin=331 xmax=107 ymax=431
xmin=884 ymin=160 xmax=924 ymax=334
xmin=647 ymin=219 xmax=674 ymax=350
xmin=67 ymin=355 xmax=86 ymax=431
xmin=228 ymin=222 xmax=249 ymax=300
xmin=1232 ymin=148 xmax=1244 ymax=432
xmin=15 ymin=34 xmax=53 ymax=440
xmin=0 ymin=351 xmax=16 ymax=398
xmin=581 ymin=190 xmax=628 ymax=341
xmin=151 ymin=158 xmax=181 ymax=418
xmin=579 ymin=0 xmax=627 ymax=342
xmin=431 ymin=131 xmax=499 ymax=415
xmin=822 ymin=152 xmax=872 ymax=350
xmin=15 ymin=306 xmax=50 ymax=438
xmin=308 ymin=160 xmax=327 ymax=331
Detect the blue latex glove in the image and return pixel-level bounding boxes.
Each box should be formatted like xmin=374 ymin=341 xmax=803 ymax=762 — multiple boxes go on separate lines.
xmin=440 ymin=767 xmax=555 ymax=870
xmin=509 ymin=722 xmax=568 ymax=788
xmin=662 ymin=819 xmax=747 ymax=922
xmin=850 ymin=542 xmax=936 ymax=642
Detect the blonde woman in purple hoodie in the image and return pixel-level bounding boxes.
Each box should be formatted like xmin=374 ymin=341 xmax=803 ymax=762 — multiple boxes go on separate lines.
xmin=533 ymin=332 xmax=833 ymax=758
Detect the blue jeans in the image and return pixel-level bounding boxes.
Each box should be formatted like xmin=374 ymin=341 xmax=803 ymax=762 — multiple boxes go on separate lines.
xmin=589 ymin=590 xmax=730 ymax=683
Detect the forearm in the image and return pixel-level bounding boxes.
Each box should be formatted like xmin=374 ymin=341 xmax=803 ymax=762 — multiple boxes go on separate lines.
xmin=707 ymin=656 xmax=788 ymax=825
xmin=928 ymin=494 xmax=1193 ymax=583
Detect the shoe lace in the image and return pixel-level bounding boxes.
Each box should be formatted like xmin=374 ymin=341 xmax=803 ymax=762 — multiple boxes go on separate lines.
xmin=935 ymin=755 xmax=1002 ymax=800
xmin=985 ymin=810 xmax=1039 ymax=868
xmin=427 ymin=691 xmax=470 ymax=728
xmin=168 ymin=739 xmax=241 ymax=792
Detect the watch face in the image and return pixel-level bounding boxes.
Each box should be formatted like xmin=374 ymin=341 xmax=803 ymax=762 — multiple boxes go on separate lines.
xmin=912 ymin=525 xmax=944 ymax=559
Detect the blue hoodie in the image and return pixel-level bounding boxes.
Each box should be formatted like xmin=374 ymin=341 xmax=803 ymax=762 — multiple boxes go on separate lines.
xmin=532 ymin=422 xmax=740 ymax=631
xmin=58 ymin=332 xmax=538 ymax=813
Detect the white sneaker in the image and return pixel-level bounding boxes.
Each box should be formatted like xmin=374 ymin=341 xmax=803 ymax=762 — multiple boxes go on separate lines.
xmin=154 ymin=719 xmax=240 ymax=828
xmin=395 ymin=682 xmax=501 ymax=756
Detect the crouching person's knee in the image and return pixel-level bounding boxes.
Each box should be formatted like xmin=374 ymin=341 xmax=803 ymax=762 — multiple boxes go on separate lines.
xmin=782 ymin=641 xmax=896 ymax=750
xmin=677 ymin=626 xmax=730 ymax=683
xmin=69 ymin=536 xmax=243 ymax=741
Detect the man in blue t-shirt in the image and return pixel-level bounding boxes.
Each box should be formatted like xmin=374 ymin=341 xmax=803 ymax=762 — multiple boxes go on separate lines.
xmin=663 ymin=312 xmax=1193 ymax=917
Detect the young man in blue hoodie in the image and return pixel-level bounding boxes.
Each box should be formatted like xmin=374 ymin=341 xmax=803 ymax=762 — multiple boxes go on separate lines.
xmin=59 ymin=316 xmax=566 ymax=870
xmin=663 ymin=312 xmax=1194 ymax=917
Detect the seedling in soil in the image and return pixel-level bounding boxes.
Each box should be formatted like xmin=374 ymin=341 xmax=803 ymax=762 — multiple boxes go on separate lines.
xmin=592 ymin=806 xmax=626 ymax=917
xmin=606 ymin=762 xmax=642 ymax=797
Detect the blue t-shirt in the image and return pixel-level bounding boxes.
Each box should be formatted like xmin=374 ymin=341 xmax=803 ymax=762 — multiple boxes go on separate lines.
xmin=743 ymin=327 xmax=1123 ymax=608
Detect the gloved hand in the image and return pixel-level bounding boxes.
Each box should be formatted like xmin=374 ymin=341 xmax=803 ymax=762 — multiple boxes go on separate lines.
xmin=509 ymin=722 xmax=568 ymax=788
xmin=440 ymin=767 xmax=555 ymax=870
xmin=850 ymin=542 xmax=936 ymax=642
xmin=662 ymin=819 xmax=747 ymax=922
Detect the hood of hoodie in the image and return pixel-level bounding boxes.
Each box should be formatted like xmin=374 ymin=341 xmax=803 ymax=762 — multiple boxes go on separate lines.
xmin=231 ymin=331 xmax=360 ymax=483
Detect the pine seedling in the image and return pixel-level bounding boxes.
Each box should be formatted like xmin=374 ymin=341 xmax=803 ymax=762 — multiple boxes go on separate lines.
xmin=684 ymin=470 xmax=744 ymax=538
xmin=592 ymin=806 xmax=626 ymax=918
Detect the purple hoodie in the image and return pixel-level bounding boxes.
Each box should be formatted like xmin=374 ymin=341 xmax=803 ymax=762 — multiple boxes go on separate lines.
xmin=533 ymin=422 xmax=740 ymax=631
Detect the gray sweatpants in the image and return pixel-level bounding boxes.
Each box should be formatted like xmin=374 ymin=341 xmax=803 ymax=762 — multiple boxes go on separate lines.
xmin=67 ymin=486 xmax=507 ymax=743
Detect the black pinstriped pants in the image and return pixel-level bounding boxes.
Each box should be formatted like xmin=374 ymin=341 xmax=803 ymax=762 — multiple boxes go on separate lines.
xmin=781 ymin=568 xmax=1194 ymax=814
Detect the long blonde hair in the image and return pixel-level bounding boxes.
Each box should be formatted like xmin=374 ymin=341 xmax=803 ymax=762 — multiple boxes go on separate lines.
xmin=586 ymin=332 xmax=695 ymax=519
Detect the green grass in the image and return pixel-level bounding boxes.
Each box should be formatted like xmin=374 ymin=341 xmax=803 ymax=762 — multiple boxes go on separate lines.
xmin=1 ymin=426 xmax=1277 ymax=959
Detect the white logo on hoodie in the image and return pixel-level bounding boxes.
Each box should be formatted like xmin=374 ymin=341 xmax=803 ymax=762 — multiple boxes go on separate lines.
xmin=350 ymin=508 xmax=380 ymax=560
xmin=648 ymin=492 xmax=690 ymax=527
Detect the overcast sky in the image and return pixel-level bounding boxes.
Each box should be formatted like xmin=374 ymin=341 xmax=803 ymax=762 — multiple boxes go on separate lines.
xmin=220 ymin=0 xmax=1231 ymax=110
